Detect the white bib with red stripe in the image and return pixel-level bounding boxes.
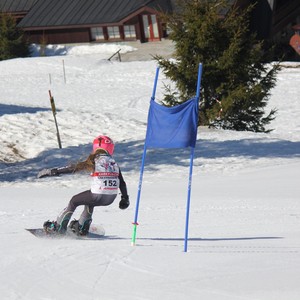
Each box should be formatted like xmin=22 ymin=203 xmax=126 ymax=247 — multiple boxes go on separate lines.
xmin=91 ymin=155 xmax=120 ymax=194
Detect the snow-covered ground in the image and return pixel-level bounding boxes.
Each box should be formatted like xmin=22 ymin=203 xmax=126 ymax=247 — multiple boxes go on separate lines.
xmin=0 ymin=44 xmax=300 ymax=300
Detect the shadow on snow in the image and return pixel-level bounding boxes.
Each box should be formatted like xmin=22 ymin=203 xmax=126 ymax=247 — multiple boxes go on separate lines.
xmin=0 ymin=137 xmax=300 ymax=182
xmin=139 ymin=236 xmax=283 ymax=242
xmin=0 ymin=103 xmax=51 ymax=116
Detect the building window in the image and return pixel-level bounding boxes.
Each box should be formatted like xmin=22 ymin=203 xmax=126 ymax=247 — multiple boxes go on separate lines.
xmin=124 ymin=25 xmax=136 ymax=38
xmin=151 ymin=15 xmax=159 ymax=38
xmin=107 ymin=26 xmax=120 ymax=39
xmin=143 ymin=15 xmax=150 ymax=38
xmin=91 ymin=27 xmax=104 ymax=40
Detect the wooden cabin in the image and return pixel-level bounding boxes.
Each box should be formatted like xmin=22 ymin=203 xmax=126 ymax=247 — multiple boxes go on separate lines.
xmin=2 ymin=0 xmax=173 ymax=44
xmin=1 ymin=0 xmax=299 ymax=48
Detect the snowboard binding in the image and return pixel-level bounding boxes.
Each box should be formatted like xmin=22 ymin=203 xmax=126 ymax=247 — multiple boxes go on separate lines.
xmin=43 ymin=220 xmax=58 ymax=234
xmin=69 ymin=219 xmax=92 ymax=236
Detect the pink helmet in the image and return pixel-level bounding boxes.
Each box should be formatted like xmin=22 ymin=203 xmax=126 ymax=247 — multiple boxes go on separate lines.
xmin=92 ymin=135 xmax=115 ymax=155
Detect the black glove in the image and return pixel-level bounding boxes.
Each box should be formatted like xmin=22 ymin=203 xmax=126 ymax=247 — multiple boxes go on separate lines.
xmin=119 ymin=195 xmax=130 ymax=210
xmin=37 ymin=168 xmax=59 ymax=178
xmin=37 ymin=165 xmax=76 ymax=179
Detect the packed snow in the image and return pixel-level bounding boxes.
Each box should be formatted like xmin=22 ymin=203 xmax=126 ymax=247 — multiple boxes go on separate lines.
xmin=0 ymin=43 xmax=300 ymax=300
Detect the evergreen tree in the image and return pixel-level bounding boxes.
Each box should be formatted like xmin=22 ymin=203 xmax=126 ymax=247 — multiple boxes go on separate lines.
xmin=155 ymin=0 xmax=280 ymax=132
xmin=0 ymin=14 xmax=30 ymax=61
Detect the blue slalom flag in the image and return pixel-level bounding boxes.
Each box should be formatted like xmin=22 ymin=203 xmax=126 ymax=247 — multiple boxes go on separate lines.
xmin=145 ymin=97 xmax=198 ymax=149
xmin=132 ymin=64 xmax=203 ymax=252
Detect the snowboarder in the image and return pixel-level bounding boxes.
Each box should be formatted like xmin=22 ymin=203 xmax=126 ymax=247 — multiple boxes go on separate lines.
xmin=38 ymin=135 xmax=129 ymax=236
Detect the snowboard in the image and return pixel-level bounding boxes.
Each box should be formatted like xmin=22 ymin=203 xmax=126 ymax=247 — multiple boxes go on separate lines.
xmin=26 ymin=224 xmax=105 ymax=239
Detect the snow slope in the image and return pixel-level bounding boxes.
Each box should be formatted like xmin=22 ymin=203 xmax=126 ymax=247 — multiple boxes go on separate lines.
xmin=0 ymin=44 xmax=300 ymax=300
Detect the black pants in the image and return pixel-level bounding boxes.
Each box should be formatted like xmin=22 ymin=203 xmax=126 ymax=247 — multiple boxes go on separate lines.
xmin=57 ymin=190 xmax=117 ymax=230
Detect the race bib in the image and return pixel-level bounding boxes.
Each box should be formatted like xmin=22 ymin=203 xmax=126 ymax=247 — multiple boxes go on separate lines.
xmin=91 ymin=156 xmax=120 ymax=194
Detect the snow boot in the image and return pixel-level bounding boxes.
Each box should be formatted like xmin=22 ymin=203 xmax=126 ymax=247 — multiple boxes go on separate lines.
xmin=43 ymin=220 xmax=58 ymax=234
xmin=43 ymin=219 xmax=68 ymax=235
xmin=69 ymin=219 xmax=92 ymax=236
xmin=55 ymin=211 xmax=73 ymax=234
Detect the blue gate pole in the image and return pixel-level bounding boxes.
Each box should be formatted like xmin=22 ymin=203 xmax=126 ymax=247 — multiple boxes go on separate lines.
xmin=184 ymin=63 xmax=203 ymax=252
xmin=196 ymin=63 xmax=203 ymax=99
xmin=132 ymin=67 xmax=160 ymax=246
xmin=131 ymin=143 xmax=147 ymax=246
xmin=184 ymin=147 xmax=195 ymax=252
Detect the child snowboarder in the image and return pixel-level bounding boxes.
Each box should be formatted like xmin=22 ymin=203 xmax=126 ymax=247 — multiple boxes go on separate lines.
xmin=38 ymin=135 xmax=129 ymax=236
